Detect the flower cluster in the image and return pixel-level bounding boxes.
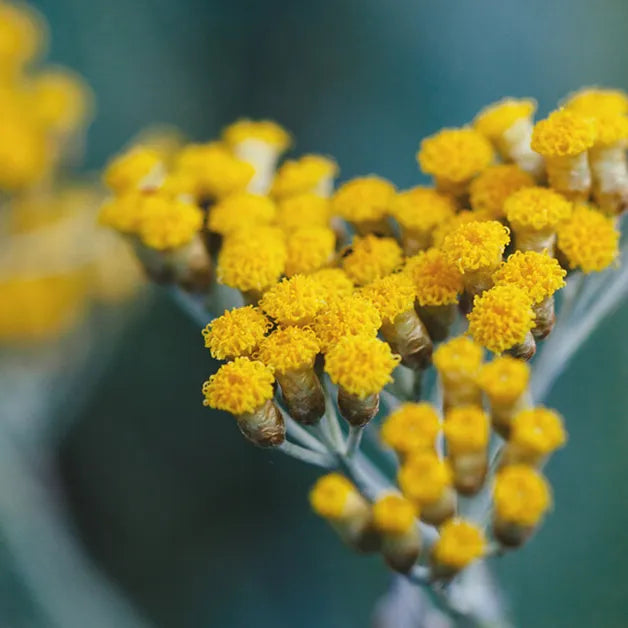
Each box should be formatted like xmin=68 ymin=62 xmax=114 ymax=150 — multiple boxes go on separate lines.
xmin=99 ymin=89 xmax=624 ymax=593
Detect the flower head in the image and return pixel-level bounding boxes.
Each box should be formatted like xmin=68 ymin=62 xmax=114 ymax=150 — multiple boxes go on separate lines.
xmin=564 ymin=87 xmax=628 ymax=117
xmin=431 ymin=209 xmax=492 ymax=248
xmin=202 ymin=306 xmax=271 ymax=360
xmin=531 ymin=109 xmax=597 ymax=157
xmin=309 ymin=268 xmax=354 ymax=300
xmin=285 ymin=226 xmax=336 ymax=276
xmin=557 ymin=205 xmax=620 ymax=273
xmin=474 ymin=98 xmax=537 ymax=140
xmin=372 ymin=494 xmax=417 ymax=535
xmin=590 ymin=113 xmax=628 ymax=147
xmin=504 ymin=187 xmax=572 ymax=232
xmin=469 ymin=164 xmax=534 ymax=220
xmin=98 ymin=192 xmax=147 ymax=234
xmin=0 ymin=2 xmax=42 ymax=72
xmin=277 ymin=193 xmax=330 ymax=231
xmin=309 ymin=473 xmax=357 ymax=519
xmin=222 ymin=119 xmax=291 ymax=150
xmin=138 ymin=195 xmax=203 ymax=250
xmin=477 ymin=356 xmax=529 ymax=405
xmin=324 ymin=335 xmax=400 ymax=398
xmin=494 ymin=465 xmax=551 ymax=527
xmin=313 ymin=294 xmax=381 ymax=352
xmin=331 ymin=176 xmax=396 ymax=223
xmin=433 ymin=336 xmax=483 ymax=378
xmin=432 ymin=519 xmax=486 ymax=569
xmin=444 ymin=405 xmax=490 ymax=454
xmin=259 ymin=274 xmax=326 ymax=326
xmin=493 ymin=250 xmax=566 ymax=304
xmin=510 ymin=408 xmax=567 ymax=456
xmin=104 ymin=146 xmax=162 ymax=193
xmin=360 ymin=272 xmax=416 ymax=324
xmin=271 ymin=154 xmax=338 ymax=199
xmin=257 ymin=326 xmax=320 ymax=374
xmin=398 ymin=451 xmax=452 ymax=505
xmin=208 ymin=192 xmax=277 ymax=235
xmin=441 ymin=220 xmax=510 ymax=274
xmin=468 ymin=285 xmax=535 ymax=353
xmin=405 ymin=248 xmax=463 ymax=307
xmin=391 ymin=186 xmax=456 ymax=233
xmin=417 ymin=128 xmax=493 ymax=183
xmin=342 ymin=235 xmax=403 ymax=285
xmin=380 ymin=402 xmax=441 ymax=457
xmin=202 ymin=357 xmax=275 ymax=415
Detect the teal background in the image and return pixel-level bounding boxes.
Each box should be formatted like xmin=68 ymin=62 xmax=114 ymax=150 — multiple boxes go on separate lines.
xmin=6 ymin=0 xmax=628 ymax=626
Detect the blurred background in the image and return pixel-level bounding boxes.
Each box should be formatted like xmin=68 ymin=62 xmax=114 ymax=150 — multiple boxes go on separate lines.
xmin=2 ymin=0 xmax=628 ymax=626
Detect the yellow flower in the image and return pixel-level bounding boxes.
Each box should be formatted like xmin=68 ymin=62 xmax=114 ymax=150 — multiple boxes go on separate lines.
xmin=98 ymin=191 xmax=148 ymax=234
xmin=360 ymin=272 xmax=416 ymax=324
xmin=257 ymin=326 xmax=320 ymax=374
xmin=510 ymin=408 xmax=567 ymax=456
xmin=331 ymin=176 xmax=396 ymax=223
xmin=104 ymin=146 xmax=163 ymax=193
xmin=405 ymin=248 xmax=463 ymax=307
xmin=431 ymin=209 xmax=491 ymax=248
xmin=398 ymin=451 xmax=452 ymax=505
xmin=433 ymin=336 xmax=483 ymax=379
xmin=504 ymin=187 xmax=572 ymax=232
xmin=309 ymin=473 xmax=357 ymax=519
xmin=477 ymin=356 xmax=530 ymax=406
xmin=531 ymin=109 xmax=597 ymax=157
xmin=259 ymin=274 xmax=326 ymax=326
xmin=285 ymin=226 xmax=336 ymax=276
xmin=271 ymin=154 xmax=338 ymax=199
xmin=474 ymin=98 xmax=537 ymax=140
xmin=380 ymin=402 xmax=441 ymax=457
xmin=0 ymin=1 xmax=43 ymax=73
xmin=222 ymin=119 xmax=291 ymax=150
xmin=494 ymin=465 xmax=551 ymax=527
xmin=372 ymin=494 xmax=417 ymax=535
xmin=391 ymin=186 xmax=456 ymax=233
xmin=309 ymin=268 xmax=354 ymax=300
xmin=342 ymin=234 xmax=403 ymax=285
xmin=444 ymin=405 xmax=490 ymax=455
xmin=432 ymin=519 xmax=486 ymax=569
xmin=208 ymin=192 xmax=277 ymax=235
xmin=564 ymin=87 xmax=628 ymax=117
xmin=277 ymin=193 xmax=331 ymax=231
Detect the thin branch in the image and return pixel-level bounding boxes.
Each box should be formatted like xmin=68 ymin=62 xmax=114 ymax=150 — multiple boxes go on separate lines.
xmin=345 ymin=425 xmax=364 ymax=457
xmin=276 ymin=441 xmax=335 ymax=468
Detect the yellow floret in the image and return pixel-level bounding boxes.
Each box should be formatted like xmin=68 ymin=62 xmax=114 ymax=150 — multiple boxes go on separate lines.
xmin=510 ymin=408 xmax=567 ymax=455
xmin=531 ymin=109 xmax=597 ymax=157
xmin=417 ymin=127 xmax=494 ymax=183
xmin=202 ymin=357 xmax=275 ymax=415
xmin=380 ymin=402 xmax=441 ymax=457
xmin=441 ymin=220 xmax=510 ymax=274
xmin=591 ymin=113 xmax=628 ymax=146
xmin=494 ymin=465 xmax=551 ymax=526
xmin=309 ymin=473 xmax=357 ymax=519
xmin=309 ymin=268 xmax=354 ymax=300
xmin=360 ymin=273 xmax=416 ymax=324
xmin=432 ymin=209 xmax=492 ymax=248
xmin=493 ymin=250 xmax=566 ymax=304
xmin=469 ymin=165 xmax=535 ymax=220
xmin=556 ymin=205 xmax=619 ymax=273
xmin=257 ymin=326 xmax=320 ymax=374
xmin=313 ymin=294 xmax=381 ymax=352
xmin=477 ymin=356 xmax=529 ymax=405
xmin=565 ymin=87 xmax=628 ymax=117
xmin=468 ymin=285 xmax=535 ymax=353
xmin=259 ymin=274 xmax=326 ymax=326
xmin=432 ymin=519 xmax=486 ymax=569
xmin=137 ymin=195 xmax=203 ymax=250
xmin=324 ymin=335 xmax=400 ymax=398
xmin=405 ymin=248 xmax=463 ymax=307
xmin=474 ymin=98 xmax=537 ymax=140
xmin=504 ymin=187 xmax=573 ymax=232
xmin=342 ymin=235 xmax=403 ymax=285
xmin=331 ymin=176 xmax=396 ymax=223
xmin=104 ymin=146 xmax=162 ymax=193
xmin=277 ymin=193 xmax=331 ymax=231
xmin=398 ymin=451 xmax=452 ymax=504
xmin=444 ymin=405 xmax=489 ymax=454
xmin=433 ymin=336 xmax=483 ymax=377
xmin=372 ymin=494 xmax=417 ymax=535
xmin=208 ymin=192 xmax=277 ymax=235
xmin=98 ymin=192 xmax=147 ymax=234
xmin=202 ymin=306 xmax=270 ymax=360
xmin=285 ymin=226 xmax=336 ymax=276
xmin=217 ymin=227 xmax=287 ymax=292
xmin=271 ymin=154 xmax=338 ymax=199
xmin=391 ymin=186 xmax=456 ymax=233
xmin=222 ymin=119 xmax=291 ymax=150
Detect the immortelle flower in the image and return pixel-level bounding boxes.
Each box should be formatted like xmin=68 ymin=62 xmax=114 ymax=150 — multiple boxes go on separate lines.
xmin=433 ymin=336 xmax=483 ymax=411
xmin=104 ymin=146 xmax=164 ymax=194
xmin=441 ymin=220 xmax=510 ymax=298
xmin=331 ymin=175 xmax=396 ymax=235
xmin=0 ymin=1 xmax=43 ymax=75
xmin=444 ymin=405 xmax=490 ymax=495
xmin=467 ymin=284 xmax=536 ymax=360
xmin=309 ymin=268 xmax=354 ymax=301
xmin=431 ymin=208 xmax=492 ymax=248
xmin=431 ymin=519 xmax=486 ymax=579
xmin=201 ymin=306 xmax=271 ymax=361
xmin=271 ymin=154 xmax=339 ymax=199
xmin=565 ymin=87 xmax=628 ymax=117
xmin=259 ymin=274 xmax=326 ymax=326
xmin=284 ymin=226 xmax=336 ymax=276
xmin=276 ymin=193 xmax=331 ymax=232
xmin=477 ymin=356 xmax=530 ymax=438
xmin=207 ymin=192 xmax=277 ymax=236
xmin=493 ymin=250 xmax=566 ymax=338
xmin=324 ymin=335 xmax=400 ymax=427
xmin=469 ymin=164 xmax=535 ymax=220
xmin=556 ymin=204 xmax=620 ymax=273
xmin=222 ymin=119 xmax=291 ymax=194
xmin=417 ymin=127 xmax=494 ymax=197
xmin=202 ymin=357 xmax=284 ymax=447
xmin=398 ymin=451 xmax=456 ymax=526
xmin=372 ymin=494 xmax=421 ymax=573
xmin=380 ymin=402 xmax=441 ymax=460
xmin=474 ymin=98 xmax=544 ymax=179
xmin=501 ymin=407 xmax=567 ymax=468
xmin=361 ymin=272 xmax=432 ymax=370
xmin=310 ymin=473 xmax=379 ymax=552
xmin=493 ymin=465 xmax=551 ymax=547
xmin=531 ymin=109 xmax=597 ymax=201
xmin=504 ymin=186 xmax=573 ymax=255
xmin=257 ymin=326 xmax=325 ymax=425
xmin=342 ymin=234 xmax=403 ymax=286
xmin=405 ymin=248 xmax=463 ymax=341
xmin=390 ymin=187 xmax=456 ymax=255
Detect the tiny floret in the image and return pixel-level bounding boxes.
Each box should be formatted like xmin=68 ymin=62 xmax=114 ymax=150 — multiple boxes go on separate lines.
xmin=531 ymin=109 xmax=596 ymax=157
xmin=259 ymin=274 xmax=326 ymax=326
xmin=277 ymin=193 xmax=330 ymax=231
xmin=504 ymin=187 xmax=572 ymax=232
xmin=469 ymin=165 xmax=534 ymax=220
xmin=285 ymin=226 xmax=336 ymax=276
xmin=324 ymin=335 xmax=400 ymax=399
xmin=510 ymin=408 xmax=567 ymax=456
xmin=202 ymin=357 xmax=275 ymax=415
xmin=477 ymin=356 xmax=530 ymax=405
xmin=271 ymin=154 xmax=338 ymax=199
xmin=309 ymin=473 xmax=357 ymax=519
xmin=433 ymin=336 xmax=483 ymax=377
xmin=309 ymin=268 xmax=354 ymax=300
xmin=432 ymin=519 xmax=486 ymax=569
xmin=208 ymin=192 xmax=277 ymax=235
xmin=138 ymin=195 xmax=203 ymax=250
xmin=222 ymin=119 xmax=291 ymax=150
xmin=342 ymin=235 xmax=403 ymax=285
xmin=474 ymin=98 xmax=537 ymax=140
xmin=494 ymin=465 xmax=551 ymax=527
xmin=391 ymin=187 xmax=456 ymax=233
xmin=332 ymin=176 xmax=396 ymax=223
xmin=444 ymin=405 xmax=490 ymax=454
xmin=372 ymin=494 xmax=417 ymax=535
xmin=104 ymin=147 xmax=162 ymax=193
xmin=405 ymin=248 xmax=463 ymax=306
xmin=98 ymin=192 xmax=147 ymax=234
xmin=380 ymin=402 xmax=441 ymax=457
xmin=257 ymin=326 xmax=320 ymax=374
xmin=360 ymin=273 xmax=416 ymax=324
xmin=398 ymin=451 xmax=453 ymax=504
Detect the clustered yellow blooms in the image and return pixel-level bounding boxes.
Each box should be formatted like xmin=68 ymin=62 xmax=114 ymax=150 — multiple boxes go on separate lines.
xmin=98 ymin=88 xmax=625 ymax=584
